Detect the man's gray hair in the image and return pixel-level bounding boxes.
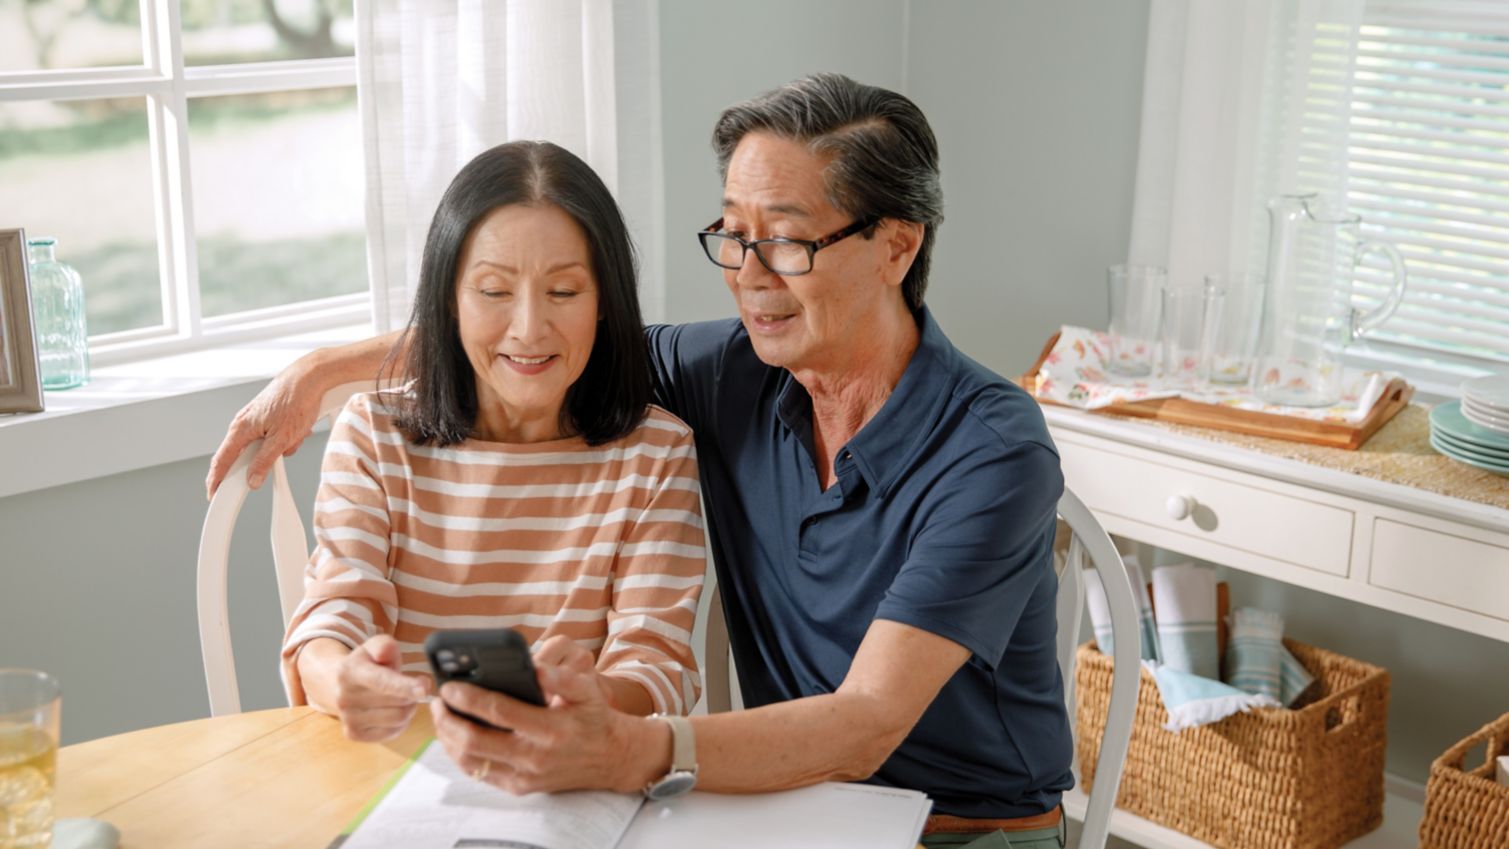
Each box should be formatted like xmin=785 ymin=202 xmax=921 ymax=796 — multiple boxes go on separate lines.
xmin=712 ymin=73 xmax=943 ymax=310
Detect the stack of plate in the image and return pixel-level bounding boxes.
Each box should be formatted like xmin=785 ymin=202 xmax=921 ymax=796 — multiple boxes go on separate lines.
xmin=1462 ymin=374 xmax=1509 ymax=435
xmin=1430 ymin=375 xmax=1509 ymax=476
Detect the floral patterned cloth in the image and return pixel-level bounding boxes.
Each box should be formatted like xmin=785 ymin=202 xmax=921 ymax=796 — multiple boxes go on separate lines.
xmin=1034 ymin=326 xmax=1395 ymax=424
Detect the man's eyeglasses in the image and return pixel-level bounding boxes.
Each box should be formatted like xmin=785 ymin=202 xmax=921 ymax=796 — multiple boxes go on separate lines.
xmin=697 ymin=217 xmax=876 ymax=276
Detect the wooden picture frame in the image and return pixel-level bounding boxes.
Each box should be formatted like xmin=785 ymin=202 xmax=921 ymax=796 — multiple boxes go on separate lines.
xmin=0 ymin=228 xmax=44 ymax=414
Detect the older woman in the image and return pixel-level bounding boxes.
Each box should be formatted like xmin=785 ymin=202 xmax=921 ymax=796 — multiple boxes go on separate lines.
xmin=280 ymin=141 xmax=705 ymax=743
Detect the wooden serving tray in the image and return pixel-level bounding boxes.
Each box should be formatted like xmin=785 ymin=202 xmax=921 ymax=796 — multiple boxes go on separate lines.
xmin=1022 ymin=331 xmax=1413 ymax=450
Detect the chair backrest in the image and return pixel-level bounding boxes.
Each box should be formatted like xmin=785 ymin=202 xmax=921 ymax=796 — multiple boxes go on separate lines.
xmin=196 ymin=381 xmax=372 ymax=716
xmin=700 ymin=580 xmax=734 ymax=715
xmin=1056 ymin=488 xmax=1141 ymax=849
xmin=696 ymin=488 xmax=1142 ymax=849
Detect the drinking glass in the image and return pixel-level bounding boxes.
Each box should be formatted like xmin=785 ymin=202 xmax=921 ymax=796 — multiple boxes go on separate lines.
xmin=1161 ymin=283 xmax=1224 ymax=387
xmin=0 ymin=670 xmax=60 ymax=849
xmin=1106 ymin=264 xmax=1166 ymax=377
xmin=1203 ymin=271 xmax=1265 ymax=385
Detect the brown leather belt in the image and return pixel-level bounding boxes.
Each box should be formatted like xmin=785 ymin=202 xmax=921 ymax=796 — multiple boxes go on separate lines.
xmin=923 ymin=806 xmax=1063 ymax=835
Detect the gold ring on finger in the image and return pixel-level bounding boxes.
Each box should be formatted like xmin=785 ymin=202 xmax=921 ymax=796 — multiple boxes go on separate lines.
xmin=472 ymin=758 xmax=491 ymax=781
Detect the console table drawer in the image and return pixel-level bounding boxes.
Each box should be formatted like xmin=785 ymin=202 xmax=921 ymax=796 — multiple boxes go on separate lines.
xmin=1059 ymin=441 xmax=1355 ymax=577
xmin=1370 ymin=519 xmax=1509 ymax=623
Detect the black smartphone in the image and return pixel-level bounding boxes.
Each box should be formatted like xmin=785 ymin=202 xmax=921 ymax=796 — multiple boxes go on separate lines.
xmin=425 ymin=629 xmax=547 ymax=728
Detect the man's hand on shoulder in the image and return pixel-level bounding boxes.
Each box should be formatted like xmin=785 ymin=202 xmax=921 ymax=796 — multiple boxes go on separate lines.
xmin=205 ymin=329 xmax=406 ymax=498
xmin=205 ymin=358 xmax=324 ymax=498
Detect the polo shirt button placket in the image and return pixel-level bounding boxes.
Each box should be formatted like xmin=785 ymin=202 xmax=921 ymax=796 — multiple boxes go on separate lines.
xmin=798 ymin=514 xmax=820 ymax=553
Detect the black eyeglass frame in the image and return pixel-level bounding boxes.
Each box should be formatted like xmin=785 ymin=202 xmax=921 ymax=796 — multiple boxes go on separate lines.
xmin=697 ymin=216 xmax=878 ymax=276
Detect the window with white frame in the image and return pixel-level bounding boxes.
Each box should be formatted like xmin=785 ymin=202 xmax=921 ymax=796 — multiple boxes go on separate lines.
xmin=1268 ymin=0 xmax=1509 ymax=375
xmin=0 ymin=0 xmax=368 ymax=365
xmin=1348 ymin=2 xmax=1509 ymax=368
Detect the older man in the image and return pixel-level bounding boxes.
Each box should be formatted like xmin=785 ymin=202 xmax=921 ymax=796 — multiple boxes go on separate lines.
xmin=207 ymin=73 xmax=1070 ymax=848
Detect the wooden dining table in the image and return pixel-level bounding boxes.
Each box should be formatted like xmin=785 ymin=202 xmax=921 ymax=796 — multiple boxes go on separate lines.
xmin=57 ymin=706 xmax=431 ymax=848
xmin=57 ymin=706 xmax=932 ymax=849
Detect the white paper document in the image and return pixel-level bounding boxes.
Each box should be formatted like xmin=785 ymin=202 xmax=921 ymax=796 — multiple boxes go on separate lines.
xmin=338 ymin=743 xmax=641 ymax=849
xmin=336 ymin=741 xmax=931 ymax=849
xmin=617 ymin=781 xmax=932 ymax=849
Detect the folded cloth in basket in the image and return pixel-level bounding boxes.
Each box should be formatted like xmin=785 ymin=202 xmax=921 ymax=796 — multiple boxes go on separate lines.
xmin=1224 ymin=608 xmax=1285 ymax=701
xmin=1145 ymin=660 xmax=1281 ymax=732
xmin=1152 ymin=564 xmax=1219 ymax=679
xmin=1223 ymin=607 xmax=1315 ymax=706
xmin=1085 ymin=555 xmax=1160 ymax=662
xmin=1278 ymin=645 xmax=1315 ymax=706
xmin=1498 ymin=755 xmax=1509 ymax=788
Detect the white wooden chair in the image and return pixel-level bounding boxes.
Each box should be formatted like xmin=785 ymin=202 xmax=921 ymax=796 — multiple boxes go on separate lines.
xmin=1055 ymin=488 xmax=1141 ymax=849
xmin=196 ymin=381 xmax=372 ymax=716
xmin=698 ymin=488 xmax=1141 ymax=849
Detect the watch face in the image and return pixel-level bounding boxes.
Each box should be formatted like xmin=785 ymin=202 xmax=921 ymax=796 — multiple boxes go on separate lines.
xmin=645 ymin=770 xmax=697 ymax=801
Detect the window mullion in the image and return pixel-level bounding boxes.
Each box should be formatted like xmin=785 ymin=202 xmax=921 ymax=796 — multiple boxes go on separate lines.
xmin=145 ymin=0 xmax=203 ymax=342
xmin=138 ymin=0 xmax=178 ymax=339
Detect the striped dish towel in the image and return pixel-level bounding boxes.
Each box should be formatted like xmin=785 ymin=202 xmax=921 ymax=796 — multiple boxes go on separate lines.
xmin=1151 ymin=564 xmax=1220 ymax=679
xmin=1279 ymin=647 xmax=1315 ymax=706
xmin=1085 ymin=555 xmax=1161 ymax=662
xmin=1224 ymin=608 xmax=1285 ymax=701
xmin=1223 ymin=607 xmax=1316 ymax=706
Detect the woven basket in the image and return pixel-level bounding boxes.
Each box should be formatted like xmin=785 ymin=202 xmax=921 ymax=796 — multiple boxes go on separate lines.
xmin=1419 ymin=712 xmax=1509 ymax=848
xmin=1075 ymin=639 xmax=1389 ymax=849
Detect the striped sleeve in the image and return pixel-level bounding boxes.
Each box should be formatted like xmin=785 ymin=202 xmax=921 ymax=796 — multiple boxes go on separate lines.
xmin=279 ymin=394 xmax=399 ymax=705
xmin=597 ymin=415 xmax=706 ymax=716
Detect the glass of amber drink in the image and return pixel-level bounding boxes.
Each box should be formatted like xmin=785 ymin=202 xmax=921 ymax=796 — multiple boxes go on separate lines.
xmin=0 ymin=670 xmax=60 ymax=849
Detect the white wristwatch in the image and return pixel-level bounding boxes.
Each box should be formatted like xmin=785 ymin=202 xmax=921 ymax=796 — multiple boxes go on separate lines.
xmin=642 ymin=714 xmax=698 ymax=800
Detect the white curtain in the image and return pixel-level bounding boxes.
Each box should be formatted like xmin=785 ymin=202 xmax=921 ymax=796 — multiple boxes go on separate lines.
xmin=1126 ymin=0 xmax=1363 ymax=287
xmin=356 ymin=0 xmax=665 ymax=331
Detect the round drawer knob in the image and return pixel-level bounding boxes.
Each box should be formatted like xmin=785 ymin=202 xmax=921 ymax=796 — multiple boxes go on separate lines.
xmin=1166 ymin=494 xmax=1195 ymax=520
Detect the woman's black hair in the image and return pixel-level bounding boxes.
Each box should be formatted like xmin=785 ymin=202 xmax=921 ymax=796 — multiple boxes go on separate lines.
xmin=385 ymin=140 xmax=651 ymax=446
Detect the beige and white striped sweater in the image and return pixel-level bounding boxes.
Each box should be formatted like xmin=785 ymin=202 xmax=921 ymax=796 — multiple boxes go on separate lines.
xmin=280 ymin=391 xmax=706 ymax=714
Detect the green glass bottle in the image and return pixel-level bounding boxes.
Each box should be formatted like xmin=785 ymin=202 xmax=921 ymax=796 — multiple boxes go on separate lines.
xmin=27 ymin=237 xmax=90 ymax=390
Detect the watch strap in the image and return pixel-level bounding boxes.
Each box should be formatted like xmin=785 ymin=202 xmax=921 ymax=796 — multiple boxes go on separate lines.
xmin=656 ymin=714 xmax=697 ymax=774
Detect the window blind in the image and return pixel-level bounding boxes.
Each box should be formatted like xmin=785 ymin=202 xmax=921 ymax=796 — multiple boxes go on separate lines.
xmin=1343 ymin=1 xmax=1509 ymax=364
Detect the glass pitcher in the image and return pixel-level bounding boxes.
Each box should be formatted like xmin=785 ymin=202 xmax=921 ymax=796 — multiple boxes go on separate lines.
xmin=1252 ymin=194 xmax=1407 ymax=407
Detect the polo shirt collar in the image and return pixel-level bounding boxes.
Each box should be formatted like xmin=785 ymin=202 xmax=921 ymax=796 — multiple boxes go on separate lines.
xmin=774 ymin=306 xmax=955 ymax=497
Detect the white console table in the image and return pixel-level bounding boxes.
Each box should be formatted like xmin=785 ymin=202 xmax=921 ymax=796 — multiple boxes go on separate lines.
xmin=1044 ymin=403 xmax=1509 ymax=849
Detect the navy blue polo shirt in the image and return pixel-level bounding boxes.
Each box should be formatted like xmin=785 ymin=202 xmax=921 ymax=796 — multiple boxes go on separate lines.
xmin=645 ymin=307 xmax=1073 ymax=818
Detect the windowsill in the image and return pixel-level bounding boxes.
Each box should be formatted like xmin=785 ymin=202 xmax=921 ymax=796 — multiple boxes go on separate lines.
xmin=0 ymin=322 xmax=374 ymax=500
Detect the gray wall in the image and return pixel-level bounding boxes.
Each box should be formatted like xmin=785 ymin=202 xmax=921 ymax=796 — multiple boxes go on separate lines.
xmin=906 ymin=1 xmax=1148 ymax=376
xmin=0 ymin=432 xmax=327 ymax=745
